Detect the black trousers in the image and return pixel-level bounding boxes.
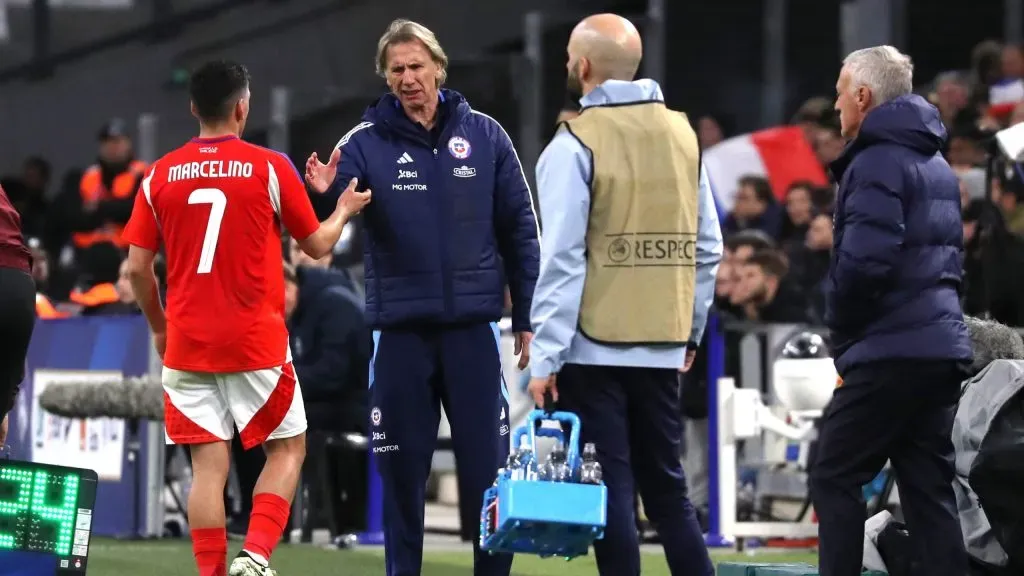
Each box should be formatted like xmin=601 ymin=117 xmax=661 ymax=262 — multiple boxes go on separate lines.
xmin=809 ymin=359 xmax=967 ymax=576
xmin=0 ymin=267 xmax=35 ymax=419
xmin=556 ymin=363 xmax=713 ymax=576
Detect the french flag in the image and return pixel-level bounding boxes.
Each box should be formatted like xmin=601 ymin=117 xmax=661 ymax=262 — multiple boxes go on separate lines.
xmin=704 ymin=126 xmax=829 ymax=216
xmin=988 ymin=78 xmax=1024 ymax=118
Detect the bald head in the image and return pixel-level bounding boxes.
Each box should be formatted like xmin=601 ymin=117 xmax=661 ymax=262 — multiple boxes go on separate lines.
xmin=568 ymin=14 xmax=642 ymax=83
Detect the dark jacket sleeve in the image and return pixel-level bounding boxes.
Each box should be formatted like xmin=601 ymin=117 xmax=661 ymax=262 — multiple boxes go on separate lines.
xmin=292 ymin=288 xmax=363 ymax=403
xmin=311 ymin=127 xmax=370 ymax=220
xmin=491 ymin=120 xmax=540 ymax=332
xmin=830 ymin=152 xmax=906 ymax=321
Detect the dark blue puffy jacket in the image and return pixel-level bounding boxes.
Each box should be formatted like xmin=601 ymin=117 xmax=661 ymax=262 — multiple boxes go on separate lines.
xmin=825 ymin=94 xmax=971 ymax=374
xmin=328 ymin=89 xmax=540 ymax=331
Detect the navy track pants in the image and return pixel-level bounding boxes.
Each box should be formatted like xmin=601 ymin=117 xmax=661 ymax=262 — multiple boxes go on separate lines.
xmin=556 ymin=363 xmax=714 ymax=576
xmin=369 ymin=322 xmax=512 ymax=576
xmin=809 ymin=359 xmax=967 ymax=576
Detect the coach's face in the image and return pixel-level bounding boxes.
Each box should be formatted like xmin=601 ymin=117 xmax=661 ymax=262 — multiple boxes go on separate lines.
xmin=835 ymin=67 xmax=869 ymax=139
xmin=386 ymin=40 xmax=441 ymax=111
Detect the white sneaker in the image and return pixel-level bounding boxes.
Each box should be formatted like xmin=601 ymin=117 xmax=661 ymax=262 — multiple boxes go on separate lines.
xmin=228 ymin=552 xmax=277 ymax=576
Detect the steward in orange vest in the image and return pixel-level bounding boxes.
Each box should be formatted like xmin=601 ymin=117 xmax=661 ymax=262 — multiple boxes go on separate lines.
xmin=68 ymin=119 xmax=149 ymax=285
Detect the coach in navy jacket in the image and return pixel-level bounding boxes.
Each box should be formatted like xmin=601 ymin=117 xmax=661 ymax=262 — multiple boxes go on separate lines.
xmin=810 ymin=46 xmax=971 ymax=576
xmin=304 ymin=19 xmax=537 ymax=576
xmin=825 ymin=94 xmax=972 ymax=373
xmin=327 ymin=89 xmax=538 ymax=332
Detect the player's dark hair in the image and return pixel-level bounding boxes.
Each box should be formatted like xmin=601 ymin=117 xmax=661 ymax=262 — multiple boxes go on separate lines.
xmin=188 ymin=60 xmax=250 ymax=123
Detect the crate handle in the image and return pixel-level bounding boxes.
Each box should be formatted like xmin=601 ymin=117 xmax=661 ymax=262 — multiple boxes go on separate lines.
xmin=526 ymin=409 xmax=582 ymax=464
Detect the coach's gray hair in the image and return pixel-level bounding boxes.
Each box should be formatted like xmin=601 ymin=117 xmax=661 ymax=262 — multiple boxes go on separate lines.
xmin=965 ymin=316 xmax=1024 ymax=376
xmin=842 ymin=45 xmax=914 ymax=106
xmin=375 ymin=19 xmax=449 ymax=85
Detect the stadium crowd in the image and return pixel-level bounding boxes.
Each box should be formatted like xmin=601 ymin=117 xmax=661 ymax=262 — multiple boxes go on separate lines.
xmin=4 ymin=34 xmax=1024 ymax=548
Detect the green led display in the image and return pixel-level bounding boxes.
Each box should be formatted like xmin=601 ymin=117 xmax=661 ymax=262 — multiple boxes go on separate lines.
xmin=0 ymin=465 xmax=81 ymax=556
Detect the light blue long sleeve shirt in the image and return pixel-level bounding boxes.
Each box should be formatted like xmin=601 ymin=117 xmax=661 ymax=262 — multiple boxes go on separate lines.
xmin=529 ymin=79 xmax=724 ymax=379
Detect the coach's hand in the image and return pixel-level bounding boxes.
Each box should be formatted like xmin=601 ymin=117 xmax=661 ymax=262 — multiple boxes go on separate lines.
xmin=0 ymin=414 xmax=8 ymax=446
xmin=337 ymin=178 xmax=372 ymax=217
xmin=528 ymin=375 xmax=557 ymax=408
xmin=514 ymin=331 xmax=532 ymax=370
xmin=305 ymin=148 xmax=341 ymax=194
xmin=153 ymin=331 xmax=166 ymax=360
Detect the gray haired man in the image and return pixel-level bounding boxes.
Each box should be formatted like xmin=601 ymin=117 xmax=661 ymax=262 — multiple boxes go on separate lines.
xmin=811 ymin=45 xmax=972 ymax=576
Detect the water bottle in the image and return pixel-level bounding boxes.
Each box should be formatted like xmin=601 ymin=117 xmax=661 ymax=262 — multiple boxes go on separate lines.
xmin=510 ymin=436 xmax=534 ymax=480
xmin=542 ymin=440 xmax=572 ymax=482
xmin=519 ymin=446 xmax=538 ymax=480
xmin=578 ymin=442 xmax=602 ymax=485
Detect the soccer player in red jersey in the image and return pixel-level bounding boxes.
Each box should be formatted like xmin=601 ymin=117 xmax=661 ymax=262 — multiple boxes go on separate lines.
xmin=121 ymin=60 xmax=370 ymax=576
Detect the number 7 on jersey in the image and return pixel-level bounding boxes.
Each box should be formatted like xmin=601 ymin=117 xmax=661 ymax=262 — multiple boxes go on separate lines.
xmin=188 ymin=188 xmax=227 ymax=274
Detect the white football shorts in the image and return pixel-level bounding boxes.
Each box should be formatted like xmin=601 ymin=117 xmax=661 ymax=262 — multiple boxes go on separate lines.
xmin=162 ymin=361 xmax=307 ymax=449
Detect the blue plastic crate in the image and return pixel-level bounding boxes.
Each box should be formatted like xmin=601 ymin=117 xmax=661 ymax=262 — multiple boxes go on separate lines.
xmin=480 ymin=410 xmax=607 ymax=559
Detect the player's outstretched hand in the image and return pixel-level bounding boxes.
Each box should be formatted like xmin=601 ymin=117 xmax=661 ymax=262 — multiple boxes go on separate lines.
xmin=338 ymin=177 xmax=372 ymax=217
xmin=305 ymin=148 xmax=341 ymax=194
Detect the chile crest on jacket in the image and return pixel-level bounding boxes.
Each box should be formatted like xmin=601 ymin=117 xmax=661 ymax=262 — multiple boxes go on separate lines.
xmin=331 ymin=89 xmax=540 ymax=330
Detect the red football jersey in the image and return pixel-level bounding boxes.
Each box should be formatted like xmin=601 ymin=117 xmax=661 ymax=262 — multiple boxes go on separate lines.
xmin=122 ymin=136 xmax=320 ymax=373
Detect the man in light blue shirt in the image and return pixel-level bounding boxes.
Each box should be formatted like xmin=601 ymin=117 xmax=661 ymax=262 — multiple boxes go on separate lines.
xmin=526 ymin=13 xmax=722 ymax=576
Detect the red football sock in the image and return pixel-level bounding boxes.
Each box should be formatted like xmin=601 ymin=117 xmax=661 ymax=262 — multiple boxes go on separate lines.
xmin=243 ymin=493 xmax=291 ymax=561
xmin=191 ymin=527 xmax=227 ymax=576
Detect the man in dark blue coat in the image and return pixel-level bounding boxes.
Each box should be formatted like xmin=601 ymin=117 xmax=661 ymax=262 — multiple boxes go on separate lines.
xmin=303 ymin=19 xmax=538 ymax=576
xmin=809 ymin=46 xmax=972 ymax=576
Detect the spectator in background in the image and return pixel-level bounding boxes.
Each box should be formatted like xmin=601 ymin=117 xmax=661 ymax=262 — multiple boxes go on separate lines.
xmin=715 ymin=230 xmax=776 ymax=313
xmin=788 ymin=212 xmax=833 ymax=322
xmin=961 ymin=198 xmax=1024 ymax=327
xmin=728 ymin=249 xmax=808 ymax=323
xmin=792 ymin=96 xmax=834 ymax=136
xmin=972 ymin=40 xmax=1004 ymax=90
xmin=287 ymin=236 xmax=359 ymax=295
xmin=285 ymin=261 xmax=367 ymax=435
xmin=946 ymin=124 xmax=988 ymax=168
xmin=779 ymin=181 xmax=815 ymax=247
xmin=55 ymin=119 xmax=148 ymax=293
xmin=696 ymin=113 xmax=730 ymax=149
xmin=811 ymin=113 xmax=846 ymax=170
xmin=4 ymin=157 xmax=51 ymax=240
xmin=284 ymin=261 xmax=369 ymax=545
xmin=1002 ymin=43 xmax=1024 ymax=80
xmin=76 ymin=257 xmax=140 ymax=316
xmin=723 ymin=175 xmax=782 ymax=237
xmin=991 ymin=158 xmax=1024 ymax=235
xmin=27 ymin=238 xmax=64 ymax=319
xmin=934 ymin=71 xmax=971 ymax=128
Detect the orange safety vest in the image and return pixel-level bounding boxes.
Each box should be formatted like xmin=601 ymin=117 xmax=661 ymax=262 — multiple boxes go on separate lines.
xmin=73 ymin=160 xmax=148 ymax=249
xmin=69 ymin=283 xmax=119 ymax=308
xmin=36 ymin=293 xmax=67 ymax=319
